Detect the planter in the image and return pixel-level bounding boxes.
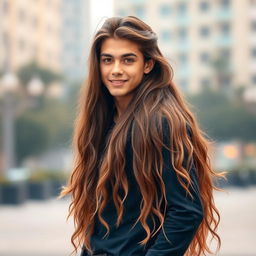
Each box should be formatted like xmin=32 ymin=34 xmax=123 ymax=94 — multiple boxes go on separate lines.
xmin=50 ymin=179 xmax=66 ymax=197
xmin=214 ymin=176 xmax=229 ymax=188
xmin=27 ymin=180 xmax=52 ymax=200
xmin=228 ymin=170 xmax=255 ymax=187
xmin=0 ymin=182 xmax=27 ymax=205
xmin=247 ymin=170 xmax=256 ymax=185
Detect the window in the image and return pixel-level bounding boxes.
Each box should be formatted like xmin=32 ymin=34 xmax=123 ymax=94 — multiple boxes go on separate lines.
xmin=220 ymin=23 xmax=230 ymax=35
xmin=65 ymin=44 xmax=71 ymax=52
xmin=222 ymin=77 xmax=231 ymax=86
xmin=32 ymin=44 xmax=37 ymax=55
xmin=47 ymin=24 xmax=53 ymax=34
xmin=219 ymin=48 xmax=230 ymax=59
xmin=177 ymin=2 xmax=187 ymax=15
xmin=219 ymin=0 xmax=230 ymax=8
xmin=72 ymin=8 xmax=78 ymax=15
xmin=3 ymin=32 xmax=9 ymax=46
xmin=251 ymin=48 xmax=256 ymax=58
xmin=178 ymin=53 xmax=188 ymax=64
xmin=32 ymin=16 xmax=38 ymax=28
xmin=117 ymin=9 xmax=127 ymax=17
xmin=19 ymin=39 xmax=25 ymax=50
xmin=48 ymin=51 xmax=52 ymax=61
xmin=65 ymin=19 xmax=71 ymax=27
xmin=134 ymin=6 xmax=145 ymax=19
xmin=251 ymin=20 xmax=256 ymax=32
xmin=76 ymin=56 xmax=81 ymax=65
xmin=201 ymin=78 xmax=211 ymax=88
xmin=19 ymin=9 xmax=26 ymax=22
xmin=2 ymin=0 xmax=8 ymax=13
xmin=161 ymin=30 xmax=171 ymax=41
xmin=177 ymin=28 xmax=187 ymax=41
xmin=252 ymin=74 xmax=256 ymax=84
xmin=159 ymin=4 xmax=172 ymax=16
xmin=200 ymin=52 xmax=210 ymax=63
xmin=200 ymin=1 xmax=210 ymax=11
xmin=200 ymin=26 xmax=210 ymax=37
xmin=179 ymin=79 xmax=188 ymax=91
xmin=75 ymin=31 xmax=80 ymax=40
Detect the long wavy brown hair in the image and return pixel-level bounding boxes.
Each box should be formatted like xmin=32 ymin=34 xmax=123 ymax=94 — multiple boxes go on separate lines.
xmin=61 ymin=16 xmax=224 ymax=256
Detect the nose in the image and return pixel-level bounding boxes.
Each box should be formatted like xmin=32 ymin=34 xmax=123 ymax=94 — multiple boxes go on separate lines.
xmin=111 ymin=61 xmax=123 ymax=76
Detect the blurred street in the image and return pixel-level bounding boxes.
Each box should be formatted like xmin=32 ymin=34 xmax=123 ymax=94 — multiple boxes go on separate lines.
xmin=0 ymin=187 xmax=256 ymax=256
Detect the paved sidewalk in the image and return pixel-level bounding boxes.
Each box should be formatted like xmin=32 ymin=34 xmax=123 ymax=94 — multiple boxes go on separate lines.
xmin=0 ymin=197 xmax=75 ymax=256
xmin=0 ymin=187 xmax=256 ymax=256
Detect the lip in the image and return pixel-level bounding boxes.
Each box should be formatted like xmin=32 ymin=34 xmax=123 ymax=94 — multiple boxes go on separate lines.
xmin=109 ymin=79 xmax=128 ymax=86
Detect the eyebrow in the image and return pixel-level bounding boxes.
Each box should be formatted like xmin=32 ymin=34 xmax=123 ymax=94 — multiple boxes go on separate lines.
xmin=100 ymin=53 xmax=138 ymax=58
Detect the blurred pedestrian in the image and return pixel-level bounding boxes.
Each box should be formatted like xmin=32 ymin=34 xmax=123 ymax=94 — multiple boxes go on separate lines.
xmin=61 ymin=16 xmax=223 ymax=256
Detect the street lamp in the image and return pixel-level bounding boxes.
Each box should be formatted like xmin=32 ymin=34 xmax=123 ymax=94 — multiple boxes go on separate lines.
xmin=0 ymin=73 xmax=44 ymax=177
xmin=46 ymin=81 xmax=64 ymax=98
xmin=0 ymin=72 xmax=19 ymax=93
xmin=243 ymin=86 xmax=256 ymax=103
xmin=27 ymin=77 xmax=44 ymax=96
xmin=0 ymin=72 xmax=19 ymax=176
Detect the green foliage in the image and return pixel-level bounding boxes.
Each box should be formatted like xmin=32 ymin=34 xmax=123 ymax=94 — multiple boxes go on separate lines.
xmin=28 ymin=169 xmax=68 ymax=181
xmin=1 ymin=68 xmax=80 ymax=167
xmin=187 ymin=88 xmax=256 ymax=141
xmin=26 ymin=98 xmax=75 ymax=147
xmin=17 ymin=62 xmax=62 ymax=86
xmin=14 ymin=86 xmax=77 ymax=163
xmin=15 ymin=116 xmax=50 ymax=164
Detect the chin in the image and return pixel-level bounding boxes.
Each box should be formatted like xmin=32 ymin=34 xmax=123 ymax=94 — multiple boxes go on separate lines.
xmin=108 ymin=89 xmax=126 ymax=97
xmin=110 ymin=93 xmax=125 ymax=98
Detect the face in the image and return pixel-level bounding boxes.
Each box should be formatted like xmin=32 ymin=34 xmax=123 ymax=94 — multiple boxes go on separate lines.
xmin=100 ymin=38 xmax=154 ymax=104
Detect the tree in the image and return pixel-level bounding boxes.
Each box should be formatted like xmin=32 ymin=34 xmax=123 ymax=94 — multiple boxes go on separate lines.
xmin=17 ymin=62 xmax=62 ymax=87
xmin=187 ymin=89 xmax=256 ymax=142
xmin=15 ymin=116 xmax=49 ymax=164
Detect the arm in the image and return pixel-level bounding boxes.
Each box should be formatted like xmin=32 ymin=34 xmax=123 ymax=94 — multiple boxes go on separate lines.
xmin=145 ymin=123 xmax=204 ymax=256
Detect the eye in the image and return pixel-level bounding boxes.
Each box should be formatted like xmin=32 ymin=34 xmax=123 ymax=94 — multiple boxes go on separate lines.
xmin=123 ymin=58 xmax=135 ymax=64
xmin=102 ymin=58 xmax=112 ymax=64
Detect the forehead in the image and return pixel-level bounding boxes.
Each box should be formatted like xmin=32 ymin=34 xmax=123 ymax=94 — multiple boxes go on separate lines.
xmin=100 ymin=38 xmax=142 ymax=56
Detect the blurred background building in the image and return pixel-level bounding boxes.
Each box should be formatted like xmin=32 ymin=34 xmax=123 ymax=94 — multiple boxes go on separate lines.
xmin=0 ymin=0 xmax=62 ymax=73
xmin=115 ymin=0 xmax=256 ymax=95
xmin=0 ymin=0 xmax=91 ymax=174
xmin=0 ymin=0 xmax=255 ymax=176
xmin=60 ymin=0 xmax=90 ymax=82
xmin=0 ymin=0 xmax=91 ymax=80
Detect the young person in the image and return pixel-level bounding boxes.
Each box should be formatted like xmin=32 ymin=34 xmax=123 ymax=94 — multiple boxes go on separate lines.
xmin=61 ymin=16 xmax=223 ymax=256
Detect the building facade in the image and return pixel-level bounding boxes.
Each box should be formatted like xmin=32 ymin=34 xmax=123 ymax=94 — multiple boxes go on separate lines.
xmin=60 ymin=0 xmax=90 ymax=82
xmin=114 ymin=0 xmax=255 ymax=94
xmin=0 ymin=0 xmax=62 ymax=73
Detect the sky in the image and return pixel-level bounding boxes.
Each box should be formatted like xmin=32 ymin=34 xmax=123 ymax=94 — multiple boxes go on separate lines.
xmin=90 ymin=0 xmax=114 ymax=35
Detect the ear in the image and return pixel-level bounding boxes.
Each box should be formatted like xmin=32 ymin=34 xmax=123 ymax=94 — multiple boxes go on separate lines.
xmin=144 ymin=59 xmax=155 ymax=74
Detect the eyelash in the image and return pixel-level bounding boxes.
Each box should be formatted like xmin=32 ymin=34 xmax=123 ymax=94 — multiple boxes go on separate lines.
xmin=124 ymin=58 xmax=135 ymax=64
xmin=101 ymin=58 xmax=135 ymax=64
xmin=102 ymin=58 xmax=112 ymax=64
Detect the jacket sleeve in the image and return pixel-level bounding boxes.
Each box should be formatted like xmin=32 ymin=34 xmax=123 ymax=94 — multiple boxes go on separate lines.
xmin=145 ymin=121 xmax=204 ymax=256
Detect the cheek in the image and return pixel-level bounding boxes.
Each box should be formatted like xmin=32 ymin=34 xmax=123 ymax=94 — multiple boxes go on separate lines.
xmin=129 ymin=65 xmax=144 ymax=77
xmin=100 ymin=66 xmax=108 ymax=79
xmin=133 ymin=68 xmax=145 ymax=82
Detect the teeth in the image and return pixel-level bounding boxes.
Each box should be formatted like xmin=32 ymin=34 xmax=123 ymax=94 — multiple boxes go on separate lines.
xmin=111 ymin=80 xmax=126 ymax=85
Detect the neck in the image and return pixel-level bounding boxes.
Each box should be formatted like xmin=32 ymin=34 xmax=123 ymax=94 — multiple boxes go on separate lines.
xmin=114 ymin=95 xmax=133 ymax=122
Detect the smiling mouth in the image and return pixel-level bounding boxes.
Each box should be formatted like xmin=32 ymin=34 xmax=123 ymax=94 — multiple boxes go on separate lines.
xmin=109 ymin=80 xmax=128 ymax=86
